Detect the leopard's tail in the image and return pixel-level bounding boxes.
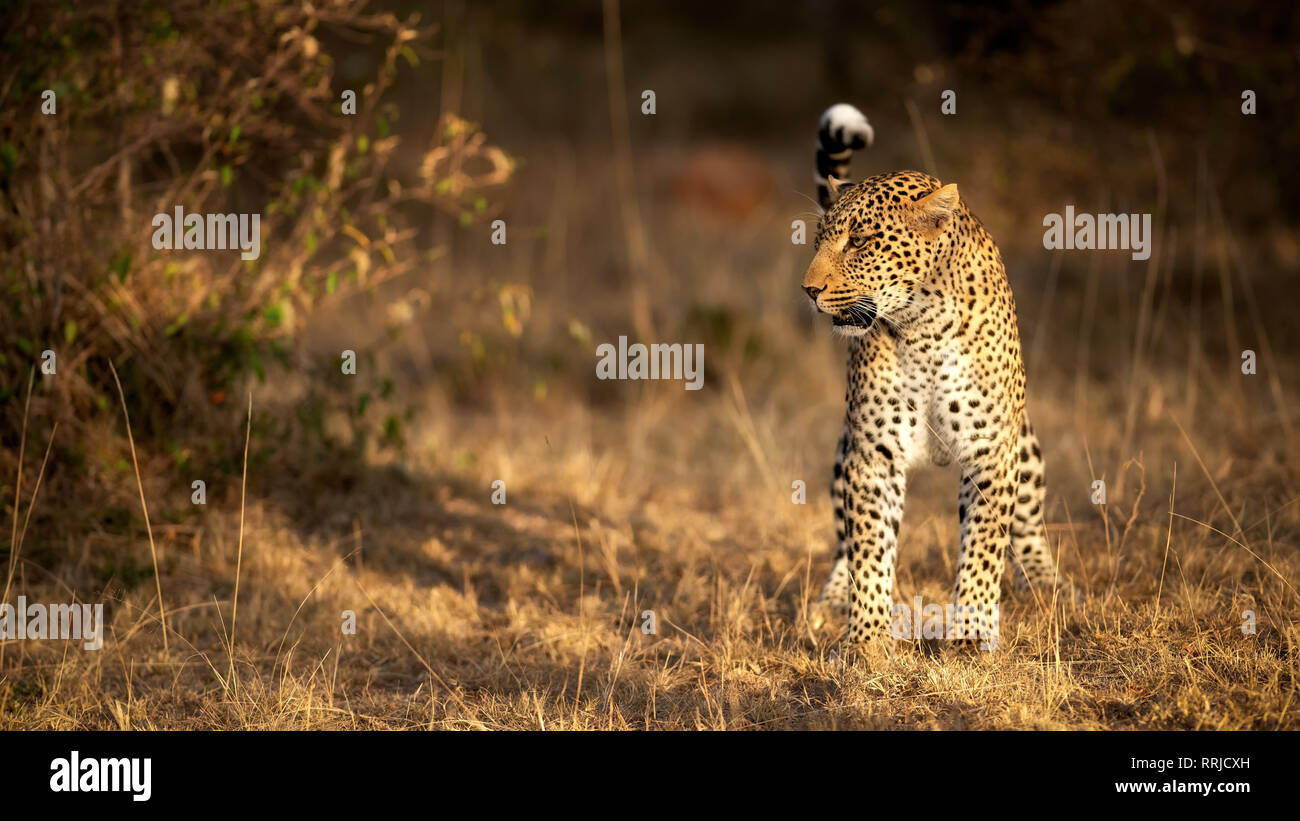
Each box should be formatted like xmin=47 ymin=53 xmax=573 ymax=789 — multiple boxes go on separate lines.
xmin=815 ymin=103 xmax=874 ymax=211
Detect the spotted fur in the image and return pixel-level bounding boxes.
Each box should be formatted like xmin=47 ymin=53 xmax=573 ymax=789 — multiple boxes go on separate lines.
xmin=803 ymin=104 xmax=1070 ymax=646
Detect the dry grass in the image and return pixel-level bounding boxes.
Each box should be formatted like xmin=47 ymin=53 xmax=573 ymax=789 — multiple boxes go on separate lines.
xmin=4 ymin=227 xmax=1298 ymax=729
xmin=3 ymin=4 xmax=1299 ymax=731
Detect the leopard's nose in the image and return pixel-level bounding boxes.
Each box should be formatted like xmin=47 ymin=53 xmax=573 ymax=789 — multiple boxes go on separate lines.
xmin=804 ymin=285 xmax=824 ymax=300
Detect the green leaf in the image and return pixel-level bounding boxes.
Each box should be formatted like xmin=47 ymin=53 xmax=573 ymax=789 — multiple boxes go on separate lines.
xmin=167 ymin=442 xmax=189 ymax=468
xmin=164 ymin=314 xmax=188 ymax=336
xmin=383 ymin=414 xmax=402 ymax=444
xmin=220 ymin=165 xmax=233 ymax=187
xmin=111 ymin=253 xmax=131 ymax=283
xmin=63 ymin=319 xmax=76 ymax=344
xmin=326 ymin=271 xmax=338 ymax=294
xmin=263 ymin=303 xmax=284 ymax=328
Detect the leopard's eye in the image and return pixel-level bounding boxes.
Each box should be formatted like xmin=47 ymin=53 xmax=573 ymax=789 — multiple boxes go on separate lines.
xmin=849 ymin=233 xmax=871 ymax=249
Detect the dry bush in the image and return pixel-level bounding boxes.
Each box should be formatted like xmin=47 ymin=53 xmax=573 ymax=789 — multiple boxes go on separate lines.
xmin=0 ymin=0 xmax=510 ymax=517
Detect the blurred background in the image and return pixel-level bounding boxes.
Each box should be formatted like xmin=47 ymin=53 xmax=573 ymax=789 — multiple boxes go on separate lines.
xmin=2 ymin=0 xmax=1298 ymax=728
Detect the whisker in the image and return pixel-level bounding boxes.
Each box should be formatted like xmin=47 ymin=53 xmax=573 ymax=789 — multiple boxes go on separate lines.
xmin=792 ymin=189 xmax=825 ymax=216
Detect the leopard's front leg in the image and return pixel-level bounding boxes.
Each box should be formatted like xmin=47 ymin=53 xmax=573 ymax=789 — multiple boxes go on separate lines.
xmin=840 ymin=429 xmax=908 ymax=643
xmin=951 ymin=440 xmax=1017 ymax=649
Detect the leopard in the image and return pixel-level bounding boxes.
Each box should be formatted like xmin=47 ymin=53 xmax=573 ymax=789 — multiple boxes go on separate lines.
xmin=803 ymin=103 xmax=1071 ymax=647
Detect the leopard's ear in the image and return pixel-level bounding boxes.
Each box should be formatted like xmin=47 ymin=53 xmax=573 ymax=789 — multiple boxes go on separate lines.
xmin=826 ymin=175 xmax=849 ymax=198
xmin=912 ymin=183 xmax=959 ymax=237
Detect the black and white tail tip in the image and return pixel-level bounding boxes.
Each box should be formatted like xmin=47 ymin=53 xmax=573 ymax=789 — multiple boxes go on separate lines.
xmin=815 ymin=103 xmax=874 ymax=210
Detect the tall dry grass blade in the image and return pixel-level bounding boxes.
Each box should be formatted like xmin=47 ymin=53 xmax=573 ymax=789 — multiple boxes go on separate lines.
xmin=1154 ymin=462 xmax=1177 ymax=622
xmin=1170 ymin=513 xmax=1297 ymax=601
xmin=274 ymin=547 xmax=359 ymax=666
xmin=601 ymin=0 xmax=655 ymax=342
xmin=1027 ymin=253 xmax=1062 ymax=379
xmin=108 ymin=360 xmax=168 ymax=655
xmin=9 ymin=422 xmax=59 ymax=612
xmin=229 ymin=390 xmax=253 ymax=689
xmin=724 ymin=370 xmax=778 ymax=493
xmin=569 ymin=497 xmax=587 ymax=729
xmin=1107 ymin=456 xmax=1146 ymax=596
xmin=1186 ymin=148 xmax=1207 ymax=418
xmin=1 ymin=370 xmax=47 ymax=669
xmin=1171 ymin=414 xmax=1246 ymax=543
xmin=904 ymin=98 xmax=938 ymax=178
xmin=4 ymin=368 xmax=34 ymax=602
xmin=1204 ymin=171 xmax=1297 ymax=450
xmin=1072 ymin=252 xmax=1100 ymax=431
xmin=1115 ymin=133 xmax=1168 ymax=493
xmin=1082 ymin=439 xmax=1113 ymax=592
xmin=353 ymin=576 xmax=471 ymax=717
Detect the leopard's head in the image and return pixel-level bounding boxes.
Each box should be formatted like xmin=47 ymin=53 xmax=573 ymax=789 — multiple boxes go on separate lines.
xmin=802 ymin=173 xmax=959 ymax=336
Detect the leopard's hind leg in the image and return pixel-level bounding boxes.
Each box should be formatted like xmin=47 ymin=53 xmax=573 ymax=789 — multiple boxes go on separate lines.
xmin=1008 ymin=415 xmax=1077 ymax=601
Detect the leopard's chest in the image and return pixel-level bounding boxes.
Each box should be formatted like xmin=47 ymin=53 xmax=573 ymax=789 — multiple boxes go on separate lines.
xmin=844 ymin=334 xmax=942 ymax=470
